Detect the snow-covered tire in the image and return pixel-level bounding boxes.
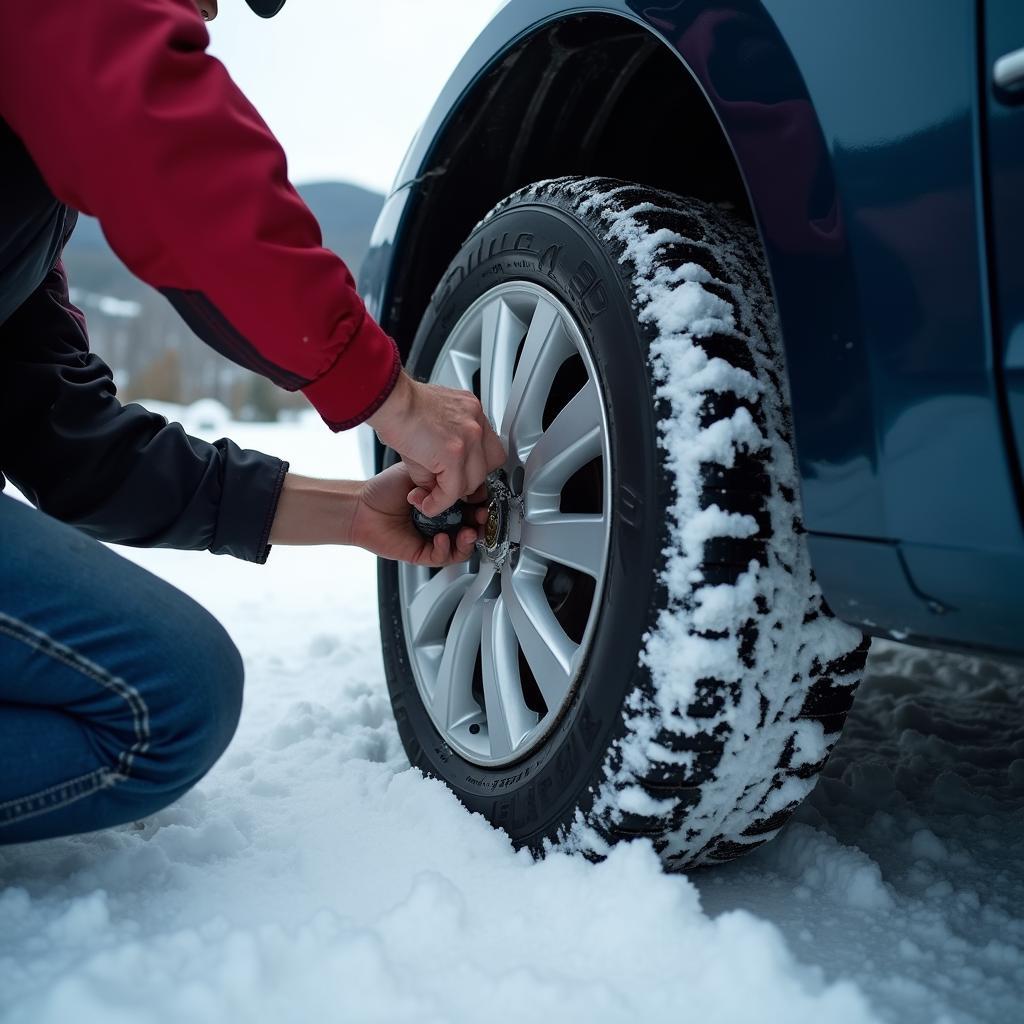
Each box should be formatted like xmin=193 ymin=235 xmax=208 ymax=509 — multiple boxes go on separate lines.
xmin=379 ymin=176 xmax=869 ymax=868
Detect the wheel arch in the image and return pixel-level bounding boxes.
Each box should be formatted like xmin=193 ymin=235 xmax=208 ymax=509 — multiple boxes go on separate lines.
xmin=365 ymin=2 xmax=866 ymax=461
xmin=372 ymin=10 xmax=756 ymax=353
xmin=362 ymin=3 xmax=873 ymax=606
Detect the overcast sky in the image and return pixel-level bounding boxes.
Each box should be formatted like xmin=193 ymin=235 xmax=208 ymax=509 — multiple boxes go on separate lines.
xmin=207 ymin=1 xmax=502 ymax=194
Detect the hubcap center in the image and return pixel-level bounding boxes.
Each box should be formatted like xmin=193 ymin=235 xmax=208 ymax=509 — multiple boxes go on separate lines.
xmin=484 ymin=499 xmax=502 ymax=550
xmin=479 ymin=471 xmax=519 ymax=567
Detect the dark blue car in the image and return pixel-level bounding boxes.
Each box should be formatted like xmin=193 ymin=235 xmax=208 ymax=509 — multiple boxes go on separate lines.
xmin=360 ymin=1 xmax=1024 ymax=867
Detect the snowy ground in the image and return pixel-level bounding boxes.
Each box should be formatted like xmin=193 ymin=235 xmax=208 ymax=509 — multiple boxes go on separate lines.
xmin=1 ymin=411 xmax=1022 ymax=1023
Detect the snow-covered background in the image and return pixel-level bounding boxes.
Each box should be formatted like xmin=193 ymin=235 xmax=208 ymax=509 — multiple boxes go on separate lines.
xmin=1 ymin=410 xmax=1021 ymax=1024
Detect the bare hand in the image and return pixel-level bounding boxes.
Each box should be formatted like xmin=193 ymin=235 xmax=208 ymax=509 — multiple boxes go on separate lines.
xmin=350 ymin=463 xmax=480 ymax=566
xmin=368 ymin=372 xmax=506 ymax=517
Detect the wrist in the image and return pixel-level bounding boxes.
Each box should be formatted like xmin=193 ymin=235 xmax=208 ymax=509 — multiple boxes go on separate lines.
xmin=367 ymin=370 xmax=415 ymax=440
xmin=268 ymin=474 xmax=361 ymax=546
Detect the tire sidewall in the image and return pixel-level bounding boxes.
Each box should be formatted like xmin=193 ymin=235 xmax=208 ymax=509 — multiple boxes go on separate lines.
xmin=379 ymin=202 xmax=669 ymax=846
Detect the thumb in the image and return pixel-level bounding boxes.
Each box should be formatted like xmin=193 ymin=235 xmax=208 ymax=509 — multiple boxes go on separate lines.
xmin=418 ymin=480 xmax=461 ymax=518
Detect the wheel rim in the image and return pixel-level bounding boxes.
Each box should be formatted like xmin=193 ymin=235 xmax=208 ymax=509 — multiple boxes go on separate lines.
xmin=398 ymin=282 xmax=612 ymax=768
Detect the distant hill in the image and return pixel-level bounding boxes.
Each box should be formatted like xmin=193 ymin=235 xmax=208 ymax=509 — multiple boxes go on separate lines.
xmin=61 ymin=181 xmax=385 ymax=419
xmin=299 ymin=181 xmax=387 ymax=249
xmin=64 ymin=180 xmax=384 ymax=294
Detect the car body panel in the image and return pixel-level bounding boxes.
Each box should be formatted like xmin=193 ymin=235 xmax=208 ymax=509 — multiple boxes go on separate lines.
xmin=360 ymin=1 xmax=1024 ymax=655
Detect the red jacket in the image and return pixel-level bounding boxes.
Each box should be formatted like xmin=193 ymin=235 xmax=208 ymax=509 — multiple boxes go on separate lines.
xmin=0 ymin=0 xmax=401 ymax=431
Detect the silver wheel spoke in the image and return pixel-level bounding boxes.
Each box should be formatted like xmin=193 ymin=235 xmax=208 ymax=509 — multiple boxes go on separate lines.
xmin=431 ymin=566 xmax=495 ymax=731
xmin=502 ymin=561 xmax=578 ymax=712
xmin=407 ymin=563 xmax=473 ymax=645
xmin=480 ymin=298 xmax=526 ymax=428
xmin=524 ymin=378 xmax=604 ymax=500
xmin=433 ymin=348 xmax=478 ymax=393
xmin=502 ymin=297 xmax=575 ymax=459
xmin=520 ymin=513 xmax=607 ymax=578
xmin=480 ymin=597 xmax=536 ymax=759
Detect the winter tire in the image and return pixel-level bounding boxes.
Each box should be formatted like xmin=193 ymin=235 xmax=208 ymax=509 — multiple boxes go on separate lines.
xmin=378 ymin=177 xmax=869 ymax=868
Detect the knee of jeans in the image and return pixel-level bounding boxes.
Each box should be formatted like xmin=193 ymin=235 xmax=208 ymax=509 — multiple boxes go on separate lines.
xmin=189 ymin=618 xmax=244 ymax=772
xmin=144 ymin=608 xmax=244 ymax=786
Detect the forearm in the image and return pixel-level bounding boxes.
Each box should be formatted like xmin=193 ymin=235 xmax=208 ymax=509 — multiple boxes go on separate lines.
xmin=268 ymin=474 xmax=360 ymax=546
xmin=267 ymin=465 xmax=479 ymax=566
xmin=0 ymin=263 xmax=286 ymax=562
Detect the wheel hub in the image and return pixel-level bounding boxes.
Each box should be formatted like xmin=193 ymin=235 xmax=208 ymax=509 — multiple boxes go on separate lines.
xmin=479 ymin=471 xmax=519 ymax=569
xmin=484 ymin=499 xmax=501 ymax=549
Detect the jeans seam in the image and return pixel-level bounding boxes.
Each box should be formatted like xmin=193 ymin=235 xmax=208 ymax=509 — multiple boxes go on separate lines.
xmin=0 ymin=611 xmax=151 ymax=827
xmin=0 ymin=768 xmax=109 ymax=811
xmin=0 ymin=768 xmax=118 ymax=828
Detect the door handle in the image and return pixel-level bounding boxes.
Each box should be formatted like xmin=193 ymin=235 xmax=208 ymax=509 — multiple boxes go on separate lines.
xmin=994 ymin=45 xmax=1024 ymax=102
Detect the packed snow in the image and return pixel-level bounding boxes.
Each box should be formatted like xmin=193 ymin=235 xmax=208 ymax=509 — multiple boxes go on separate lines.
xmin=0 ymin=408 xmax=1021 ymax=1023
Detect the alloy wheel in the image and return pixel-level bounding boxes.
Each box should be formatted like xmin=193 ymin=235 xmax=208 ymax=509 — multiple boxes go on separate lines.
xmin=398 ymin=282 xmax=612 ymax=767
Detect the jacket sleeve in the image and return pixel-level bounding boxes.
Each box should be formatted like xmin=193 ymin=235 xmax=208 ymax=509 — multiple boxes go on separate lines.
xmin=0 ymin=262 xmax=289 ymax=562
xmin=0 ymin=0 xmax=401 ymax=431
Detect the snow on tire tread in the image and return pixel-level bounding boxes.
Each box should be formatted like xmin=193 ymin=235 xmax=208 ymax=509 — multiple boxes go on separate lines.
xmin=484 ymin=177 xmax=869 ymax=868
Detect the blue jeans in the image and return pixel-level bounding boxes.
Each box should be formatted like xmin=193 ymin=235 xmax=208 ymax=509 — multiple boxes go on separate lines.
xmin=0 ymin=493 xmax=243 ymax=844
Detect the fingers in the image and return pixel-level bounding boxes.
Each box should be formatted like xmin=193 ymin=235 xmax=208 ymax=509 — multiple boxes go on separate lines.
xmin=418 ymin=486 xmax=456 ymax=518
xmin=463 ymin=447 xmax=488 ymax=503
xmin=403 ymin=458 xmax=435 ymax=512
xmin=402 ymin=456 xmax=435 ymax=490
xmin=419 ymin=461 xmax=468 ymax=517
xmin=453 ymin=525 xmax=478 ymax=559
xmin=420 ymin=525 xmax=478 ymax=567
xmin=427 ymin=531 xmax=452 ymax=564
xmin=384 ymin=379 xmax=508 ymax=514
xmin=417 ymin=471 xmax=488 ymax=515
xmin=419 ymin=420 xmax=500 ymax=514
xmin=407 ymin=485 xmax=431 ymax=509
xmin=482 ymin=421 xmax=507 ymax=473
xmin=459 ymin=417 xmax=503 ymax=495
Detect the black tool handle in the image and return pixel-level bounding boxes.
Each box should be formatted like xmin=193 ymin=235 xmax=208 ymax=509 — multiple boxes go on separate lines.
xmin=411 ymin=502 xmax=466 ymax=538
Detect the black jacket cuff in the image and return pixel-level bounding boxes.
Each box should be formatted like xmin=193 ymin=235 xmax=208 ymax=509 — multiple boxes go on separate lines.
xmin=210 ymin=450 xmax=289 ymax=563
